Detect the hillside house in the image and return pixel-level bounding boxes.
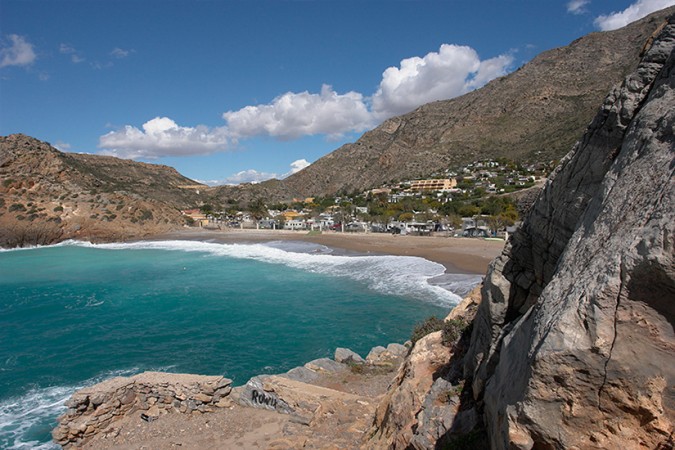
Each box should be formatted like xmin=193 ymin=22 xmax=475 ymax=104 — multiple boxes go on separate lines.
xmin=409 ymin=178 xmax=457 ymax=192
xmin=181 ymin=209 xmax=209 ymax=227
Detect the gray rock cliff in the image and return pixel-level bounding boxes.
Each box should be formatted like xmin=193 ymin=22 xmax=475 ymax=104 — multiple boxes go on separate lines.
xmin=464 ymin=13 xmax=675 ymax=449
xmin=366 ymin=12 xmax=674 ymax=450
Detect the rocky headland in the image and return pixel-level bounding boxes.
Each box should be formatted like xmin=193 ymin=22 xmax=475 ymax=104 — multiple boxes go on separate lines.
xmin=52 ymin=9 xmax=674 ymax=450
xmin=0 ymin=134 xmax=206 ymax=247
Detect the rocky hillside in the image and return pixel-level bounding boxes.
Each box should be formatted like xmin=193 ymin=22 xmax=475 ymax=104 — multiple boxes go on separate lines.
xmin=367 ymin=11 xmax=674 ymax=449
xmin=211 ymin=6 xmax=674 ymax=204
xmin=0 ymin=134 xmax=207 ymax=247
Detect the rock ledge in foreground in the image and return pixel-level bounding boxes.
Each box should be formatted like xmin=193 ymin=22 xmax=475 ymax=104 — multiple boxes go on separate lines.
xmin=52 ymin=372 xmax=232 ymax=448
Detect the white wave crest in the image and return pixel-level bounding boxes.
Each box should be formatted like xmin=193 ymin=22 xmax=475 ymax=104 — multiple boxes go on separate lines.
xmin=64 ymin=239 xmax=466 ymax=306
xmin=0 ymin=368 xmax=138 ymax=449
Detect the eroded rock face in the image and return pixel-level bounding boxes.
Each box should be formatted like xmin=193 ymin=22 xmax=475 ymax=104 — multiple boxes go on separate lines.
xmin=366 ymin=285 xmax=483 ymax=449
xmin=464 ymin=13 xmax=675 ymax=450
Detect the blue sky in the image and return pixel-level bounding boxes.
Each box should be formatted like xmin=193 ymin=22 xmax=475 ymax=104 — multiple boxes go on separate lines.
xmin=1 ymin=0 xmax=673 ymax=185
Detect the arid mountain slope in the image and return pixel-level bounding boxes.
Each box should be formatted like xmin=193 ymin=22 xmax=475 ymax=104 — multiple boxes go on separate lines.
xmin=0 ymin=134 xmax=206 ymax=246
xmin=212 ymin=6 xmax=674 ymax=203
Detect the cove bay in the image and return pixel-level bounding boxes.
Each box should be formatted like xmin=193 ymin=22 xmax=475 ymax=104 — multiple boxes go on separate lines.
xmin=0 ymin=239 xmax=480 ymax=449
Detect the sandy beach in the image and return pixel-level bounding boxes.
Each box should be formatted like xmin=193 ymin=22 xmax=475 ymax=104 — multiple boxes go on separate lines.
xmin=154 ymin=228 xmax=506 ymax=275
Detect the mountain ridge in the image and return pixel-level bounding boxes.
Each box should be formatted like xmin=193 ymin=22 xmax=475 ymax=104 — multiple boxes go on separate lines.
xmin=1 ymin=7 xmax=673 ymax=245
xmin=211 ymin=6 xmax=674 ymax=203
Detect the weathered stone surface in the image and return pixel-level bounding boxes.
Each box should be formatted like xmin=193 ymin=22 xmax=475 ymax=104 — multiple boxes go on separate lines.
xmin=238 ymin=376 xmax=291 ymax=413
xmin=304 ymin=357 xmax=347 ymax=373
xmin=282 ymin=366 xmax=321 ymax=384
xmin=365 ymin=343 xmax=409 ymax=367
xmin=461 ymin=14 xmax=675 ymax=450
xmin=238 ymin=373 xmax=364 ymax=426
xmin=366 ymin=346 xmax=387 ymax=362
xmin=365 ymin=284 xmax=485 ymax=449
xmin=52 ymin=371 xmax=233 ymax=448
xmin=334 ymin=347 xmax=365 ymax=365
xmin=386 ymin=343 xmax=408 ymax=358
xmin=367 ymin=331 xmax=453 ymax=448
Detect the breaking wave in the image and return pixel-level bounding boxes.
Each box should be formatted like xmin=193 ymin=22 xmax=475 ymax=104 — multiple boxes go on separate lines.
xmin=0 ymin=368 xmax=139 ymax=450
xmin=61 ymin=239 xmax=471 ymax=307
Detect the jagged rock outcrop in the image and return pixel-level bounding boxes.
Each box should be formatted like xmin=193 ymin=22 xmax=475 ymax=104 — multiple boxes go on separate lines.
xmin=462 ymin=13 xmax=675 ymax=449
xmin=366 ymin=12 xmax=674 ymax=450
xmin=367 ymin=285 xmax=483 ymax=448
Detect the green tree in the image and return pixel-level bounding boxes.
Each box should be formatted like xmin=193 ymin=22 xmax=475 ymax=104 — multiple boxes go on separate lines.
xmin=248 ymin=198 xmax=268 ymax=228
xmin=457 ymin=204 xmax=481 ymax=217
xmin=398 ymin=212 xmax=414 ymax=222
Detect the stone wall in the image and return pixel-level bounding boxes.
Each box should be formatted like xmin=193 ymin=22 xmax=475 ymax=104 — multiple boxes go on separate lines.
xmin=52 ymin=372 xmax=232 ymax=448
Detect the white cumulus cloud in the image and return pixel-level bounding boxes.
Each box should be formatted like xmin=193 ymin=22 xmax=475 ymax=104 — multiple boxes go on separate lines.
xmin=98 ymin=117 xmax=230 ymax=159
xmin=204 ymin=158 xmax=312 ymax=186
xmin=595 ymin=0 xmax=675 ymax=30
xmin=223 ymin=84 xmax=374 ymax=140
xmin=100 ymin=43 xmax=514 ymax=156
xmin=371 ymin=44 xmax=513 ymax=119
xmin=286 ymin=159 xmax=310 ymax=176
xmin=567 ymin=0 xmax=590 ymax=14
xmin=279 ymin=158 xmax=312 ymax=179
xmin=0 ymin=34 xmax=36 ymax=68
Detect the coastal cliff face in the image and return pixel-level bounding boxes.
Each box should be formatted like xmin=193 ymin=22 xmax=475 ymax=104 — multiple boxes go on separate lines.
xmin=368 ymin=12 xmax=674 ymax=450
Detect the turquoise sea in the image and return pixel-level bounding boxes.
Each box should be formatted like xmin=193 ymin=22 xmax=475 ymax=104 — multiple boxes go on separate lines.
xmin=0 ymin=239 xmax=481 ymax=449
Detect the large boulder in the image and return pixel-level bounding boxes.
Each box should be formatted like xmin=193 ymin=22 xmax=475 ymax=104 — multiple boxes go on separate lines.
xmin=334 ymin=347 xmax=366 ymax=365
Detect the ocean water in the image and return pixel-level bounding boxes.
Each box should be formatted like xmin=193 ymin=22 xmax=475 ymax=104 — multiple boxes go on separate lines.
xmin=0 ymin=239 xmax=481 ymax=449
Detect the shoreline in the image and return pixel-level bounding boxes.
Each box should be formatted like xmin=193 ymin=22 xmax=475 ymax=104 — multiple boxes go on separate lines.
xmin=152 ymin=228 xmax=505 ymax=275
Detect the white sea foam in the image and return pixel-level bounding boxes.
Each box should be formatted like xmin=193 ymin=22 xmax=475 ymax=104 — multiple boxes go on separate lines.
xmin=0 ymin=368 xmax=137 ymax=449
xmin=66 ymin=239 xmax=467 ymax=306
xmin=0 ymin=365 xmax=180 ymax=449
xmin=428 ymin=273 xmax=484 ymax=298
